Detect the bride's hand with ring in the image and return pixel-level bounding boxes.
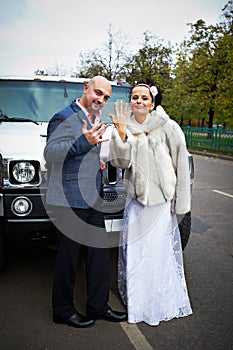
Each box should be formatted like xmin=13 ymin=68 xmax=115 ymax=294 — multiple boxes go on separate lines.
xmin=109 ymin=101 xmax=130 ymax=141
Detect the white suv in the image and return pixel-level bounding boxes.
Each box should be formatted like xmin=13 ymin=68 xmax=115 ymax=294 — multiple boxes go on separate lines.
xmin=0 ymin=76 xmax=194 ymax=271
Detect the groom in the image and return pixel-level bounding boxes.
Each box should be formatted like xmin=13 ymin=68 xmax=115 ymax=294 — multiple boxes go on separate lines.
xmin=44 ymin=76 xmax=127 ymax=328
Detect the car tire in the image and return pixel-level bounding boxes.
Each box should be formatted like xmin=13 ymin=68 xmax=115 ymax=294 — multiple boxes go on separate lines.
xmin=0 ymin=230 xmax=5 ymax=273
xmin=178 ymin=211 xmax=191 ymax=250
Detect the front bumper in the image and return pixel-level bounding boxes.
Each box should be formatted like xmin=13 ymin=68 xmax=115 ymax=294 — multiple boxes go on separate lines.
xmin=0 ymin=188 xmax=56 ymax=241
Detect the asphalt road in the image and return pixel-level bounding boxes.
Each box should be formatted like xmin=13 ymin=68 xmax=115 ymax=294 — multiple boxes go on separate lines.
xmin=0 ymin=154 xmax=232 ymax=350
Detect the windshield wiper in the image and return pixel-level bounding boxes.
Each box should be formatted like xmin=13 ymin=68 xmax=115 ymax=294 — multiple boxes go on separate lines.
xmin=0 ymin=116 xmax=39 ymax=125
xmin=0 ymin=109 xmax=10 ymax=119
xmin=0 ymin=109 xmax=39 ymax=124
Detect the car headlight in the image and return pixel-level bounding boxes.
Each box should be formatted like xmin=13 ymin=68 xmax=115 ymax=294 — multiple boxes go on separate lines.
xmin=12 ymin=162 xmax=36 ymax=183
xmin=11 ymin=196 xmax=33 ymax=216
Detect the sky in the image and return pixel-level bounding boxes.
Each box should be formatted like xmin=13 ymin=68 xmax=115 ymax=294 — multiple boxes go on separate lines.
xmin=0 ymin=0 xmax=227 ymax=76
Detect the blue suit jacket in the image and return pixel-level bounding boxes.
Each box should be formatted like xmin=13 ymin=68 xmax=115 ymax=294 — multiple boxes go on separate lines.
xmin=44 ymin=100 xmax=102 ymax=209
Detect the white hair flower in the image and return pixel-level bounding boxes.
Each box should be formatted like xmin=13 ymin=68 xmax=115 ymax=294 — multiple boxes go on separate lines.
xmin=150 ymin=86 xmax=158 ymax=97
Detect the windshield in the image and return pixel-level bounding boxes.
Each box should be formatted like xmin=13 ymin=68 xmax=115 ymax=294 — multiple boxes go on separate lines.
xmin=0 ymin=79 xmax=131 ymax=123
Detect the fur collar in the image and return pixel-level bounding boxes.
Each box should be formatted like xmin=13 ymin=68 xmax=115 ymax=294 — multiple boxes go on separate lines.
xmin=127 ymin=105 xmax=169 ymax=135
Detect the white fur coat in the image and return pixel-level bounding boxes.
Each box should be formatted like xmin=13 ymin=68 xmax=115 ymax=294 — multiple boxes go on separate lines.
xmin=109 ymin=106 xmax=191 ymax=215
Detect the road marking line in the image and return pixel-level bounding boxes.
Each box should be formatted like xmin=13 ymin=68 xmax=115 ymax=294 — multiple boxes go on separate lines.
xmin=213 ymin=190 xmax=233 ymax=198
xmin=120 ymin=322 xmax=154 ymax=350
xmin=109 ymin=289 xmax=153 ymax=350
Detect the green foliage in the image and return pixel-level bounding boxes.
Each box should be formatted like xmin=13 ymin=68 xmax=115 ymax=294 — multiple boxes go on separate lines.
xmin=122 ymin=31 xmax=173 ymax=89
xmin=166 ymin=1 xmax=233 ymax=128
xmin=41 ymin=1 xmax=233 ymax=128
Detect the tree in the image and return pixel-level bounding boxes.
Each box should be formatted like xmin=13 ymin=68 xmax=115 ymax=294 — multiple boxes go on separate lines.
xmin=169 ymin=1 xmax=233 ymax=127
xmin=172 ymin=20 xmax=223 ymax=127
xmin=36 ymin=3 xmax=233 ymax=128
xmin=122 ymin=31 xmax=173 ymax=89
xmin=74 ymin=24 xmax=131 ymax=81
xmin=214 ymin=0 xmax=233 ymax=127
xmin=34 ymin=63 xmax=71 ymax=77
xmin=164 ymin=42 xmax=199 ymax=125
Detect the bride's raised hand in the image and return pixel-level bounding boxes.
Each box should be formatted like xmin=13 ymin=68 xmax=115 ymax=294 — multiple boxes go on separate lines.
xmin=109 ymin=101 xmax=130 ymax=141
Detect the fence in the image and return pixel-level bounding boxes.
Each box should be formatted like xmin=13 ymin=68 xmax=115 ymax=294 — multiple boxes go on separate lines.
xmin=181 ymin=126 xmax=233 ymax=155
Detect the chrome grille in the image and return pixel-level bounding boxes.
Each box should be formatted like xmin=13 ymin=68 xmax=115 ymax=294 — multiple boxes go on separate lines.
xmin=102 ymin=191 xmax=127 ymax=206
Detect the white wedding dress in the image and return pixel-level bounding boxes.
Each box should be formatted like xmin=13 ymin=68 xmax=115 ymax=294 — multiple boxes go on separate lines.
xmin=118 ymin=197 xmax=192 ymax=326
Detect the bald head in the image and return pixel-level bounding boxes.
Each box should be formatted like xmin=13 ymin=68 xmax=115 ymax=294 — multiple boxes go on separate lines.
xmin=80 ymin=76 xmax=112 ymax=113
xmin=89 ymin=76 xmax=112 ymax=91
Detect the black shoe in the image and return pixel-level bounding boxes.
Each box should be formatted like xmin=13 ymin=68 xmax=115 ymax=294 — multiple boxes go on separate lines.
xmin=90 ymin=307 xmax=127 ymax=322
xmin=53 ymin=312 xmax=95 ymax=328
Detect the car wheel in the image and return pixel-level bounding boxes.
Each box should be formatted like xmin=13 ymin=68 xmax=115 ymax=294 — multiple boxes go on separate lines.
xmin=0 ymin=230 xmax=5 ymax=273
xmin=178 ymin=211 xmax=191 ymax=250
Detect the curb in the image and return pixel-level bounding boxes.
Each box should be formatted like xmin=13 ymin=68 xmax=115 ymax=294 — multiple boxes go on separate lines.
xmin=189 ymin=150 xmax=233 ymax=161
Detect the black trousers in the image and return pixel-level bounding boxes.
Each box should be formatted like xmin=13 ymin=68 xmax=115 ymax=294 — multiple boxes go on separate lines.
xmin=52 ymin=206 xmax=110 ymax=318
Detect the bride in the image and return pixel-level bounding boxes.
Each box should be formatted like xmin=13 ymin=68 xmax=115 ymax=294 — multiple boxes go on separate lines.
xmin=109 ymin=83 xmax=192 ymax=326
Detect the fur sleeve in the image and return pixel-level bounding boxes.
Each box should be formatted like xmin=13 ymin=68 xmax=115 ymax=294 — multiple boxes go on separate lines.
xmin=166 ymin=120 xmax=191 ymax=215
